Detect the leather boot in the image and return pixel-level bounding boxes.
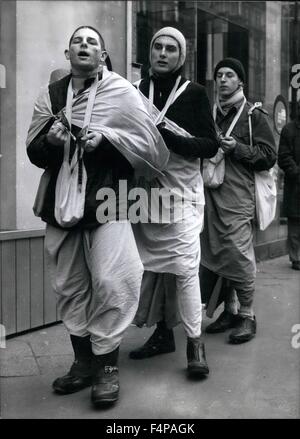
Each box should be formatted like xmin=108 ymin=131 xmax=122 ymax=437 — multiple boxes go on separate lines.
xmin=205 ymin=310 xmax=238 ymax=333
xmin=229 ymin=315 xmax=256 ymax=343
xmin=52 ymin=335 xmax=93 ymax=394
xmin=91 ymin=347 xmax=119 ymax=406
xmin=186 ymin=337 xmax=209 ymax=377
xmin=129 ymin=322 xmax=176 ymax=359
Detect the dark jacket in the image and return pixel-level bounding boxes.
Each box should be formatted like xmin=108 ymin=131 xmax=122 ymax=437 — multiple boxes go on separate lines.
xmin=216 ymin=102 xmax=277 ymax=172
xmin=278 ymin=120 xmax=300 ymax=218
xmin=27 ymin=74 xmax=134 ymax=229
xmin=138 ymin=73 xmax=218 ymax=158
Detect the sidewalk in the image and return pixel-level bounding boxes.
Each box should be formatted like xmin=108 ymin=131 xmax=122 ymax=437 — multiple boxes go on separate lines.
xmin=0 ymin=255 xmax=299 ymax=419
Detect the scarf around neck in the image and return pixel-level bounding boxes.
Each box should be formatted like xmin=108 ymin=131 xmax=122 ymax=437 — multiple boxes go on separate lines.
xmin=216 ymin=86 xmax=245 ymax=116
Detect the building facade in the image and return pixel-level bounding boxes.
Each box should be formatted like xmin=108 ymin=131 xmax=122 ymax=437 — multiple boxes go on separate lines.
xmin=0 ymin=1 xmax=297 ymax=335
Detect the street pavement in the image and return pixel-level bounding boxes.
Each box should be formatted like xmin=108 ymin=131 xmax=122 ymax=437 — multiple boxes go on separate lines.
xmin=0 ymin=255 xmax=299 ymax=419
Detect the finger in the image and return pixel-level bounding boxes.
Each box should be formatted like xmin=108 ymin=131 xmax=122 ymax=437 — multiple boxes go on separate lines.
xmin=83 ymin=139 xmax=92 ymax=148
xmin=53 ymin=121 xmax=64 ymax=131
xmin=49 ymin=124 xmax=59 ymax=134
xmin=52 ymin=126 xmax=66 ymax=137
xmin=81 ymin=134 xmax=92 ymax=141
xmin=57 ymin=131 xmax=68 ymax=141
xmin=86 ymin=139 xmax=96 ymax=147
xmin=85 ymin=133 xmax=96 ymax=140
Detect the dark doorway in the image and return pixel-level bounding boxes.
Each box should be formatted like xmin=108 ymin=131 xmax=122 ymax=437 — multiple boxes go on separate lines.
xmin=197 ymin=9 xmax=249 ymax=101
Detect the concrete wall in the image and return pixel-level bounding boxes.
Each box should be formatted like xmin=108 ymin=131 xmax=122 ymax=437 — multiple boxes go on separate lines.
xmin=265 ymin=1 xmax=281 ymax=118
xmin=0 ymin=1 xmax=17 ymax=230
xmin=15 ymin=0 xmax=127 ymax=229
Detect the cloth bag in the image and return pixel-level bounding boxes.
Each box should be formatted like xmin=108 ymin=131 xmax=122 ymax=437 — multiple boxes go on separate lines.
xmin=54 ymin=147 xmax=87 ymax=227
xmin=248 ymin=103 xmax=277 ymax=230
xmin=54 ymin=77 xmax=97 ymax=227
xmin=202 ymin=148 xmax=225 ymax=189
xmin=203 ymin=98 xmax=246 ymax=188
xmin=254 ymin=168 xmax=277 ymax=230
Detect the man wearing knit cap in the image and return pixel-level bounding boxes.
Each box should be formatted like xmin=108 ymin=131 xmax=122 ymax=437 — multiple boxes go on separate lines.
xmin=200 ymin=58 xmax=276 ymax=342
xmin=130 ymin=27 xmax=219 ymax=377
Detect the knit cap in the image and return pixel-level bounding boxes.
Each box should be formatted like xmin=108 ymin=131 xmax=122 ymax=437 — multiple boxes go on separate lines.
xmin=149 ymin=27 xmax=186 ymax=71
xmin=214 ymin=57 xmax=246 ymax=83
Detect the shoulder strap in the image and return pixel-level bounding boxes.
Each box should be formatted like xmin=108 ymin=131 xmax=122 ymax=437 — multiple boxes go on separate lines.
xmin=172 ymin=80 xmax=190 ymax=103
xmin=155 ymin=79 xmax=190 ymax=125
xmin=213 ymin=97 xmax=247 ymax=137
xmin=133 ymin=79 xmax=142 ymax=89
xmin=149 ymin=76 xmax=181 ymax=124
xmin=149 ymin=77 xmax=190 ymax=125
xmin=64 ymin=76 xmax=98 ymax=164
xmin=248 ymin=102 xmax=263 ymax=148
xmin=225 ymin=98 xmax=247 ymax=137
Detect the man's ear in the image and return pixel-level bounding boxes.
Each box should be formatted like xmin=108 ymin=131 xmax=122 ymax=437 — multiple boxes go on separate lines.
xmin=64 ymin=49 xmax=70 ymax=61
xmin=100 ymin=50 xmax=108 ymax=62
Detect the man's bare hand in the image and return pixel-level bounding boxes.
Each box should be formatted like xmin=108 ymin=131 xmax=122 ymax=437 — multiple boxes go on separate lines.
xmin=46 ymin=121 xmax=68 ymax=146
xmin=220 ymin=135 xmax=237 ymax=154
xmin=80 ymin=132 xmax=103 ymax=153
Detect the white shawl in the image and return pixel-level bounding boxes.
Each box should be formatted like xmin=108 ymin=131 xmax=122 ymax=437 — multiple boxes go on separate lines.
xmin=26 ymin=68 xmax=170 ymax=180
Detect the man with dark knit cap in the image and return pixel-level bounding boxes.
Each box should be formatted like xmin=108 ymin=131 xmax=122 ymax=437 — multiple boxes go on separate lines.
xmin=200 ymin=58 xmax=276 ymax=342
xmin=129 ymin=27 xmax=219 ymax=377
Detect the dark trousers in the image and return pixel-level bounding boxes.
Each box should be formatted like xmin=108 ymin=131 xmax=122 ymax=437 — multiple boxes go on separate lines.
xmin=199 ymin=265 xmax=254 ymax=310
xmin=288 ymin=218 xmax=300 ymax=262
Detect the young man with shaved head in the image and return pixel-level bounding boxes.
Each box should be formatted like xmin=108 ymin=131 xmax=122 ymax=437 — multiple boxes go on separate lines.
xmin=27 ymin=26 xmax=169 ymax=407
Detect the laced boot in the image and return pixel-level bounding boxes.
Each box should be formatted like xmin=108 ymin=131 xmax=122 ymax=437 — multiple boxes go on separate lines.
xmin=52 ymin=335 xmax=93 ymax=394
xmin=91 ymin=347 xmax=119 ymax=406
xmin=129 ymin=321 xmax=176 ymax=359
xmin=186 ymin=337 xmax=209 ymax=377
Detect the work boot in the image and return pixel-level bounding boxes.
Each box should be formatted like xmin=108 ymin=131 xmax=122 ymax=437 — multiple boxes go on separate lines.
xmin=205 ymin=310 xmax=238 ymax=333
xmin=291 ymin=261 xmax=300 ymax=271
xmin=186 ymin=337 xmax=209 ymax=377
xmin=52 ymin=335 xmax=93 ymax=394
xmin=129 ymin=322 xmax=176 ymax=359
xmin=229 ymin=315 xmax=257 ymax=343
xmin=91 ymin=347 xmax=119 ymax=406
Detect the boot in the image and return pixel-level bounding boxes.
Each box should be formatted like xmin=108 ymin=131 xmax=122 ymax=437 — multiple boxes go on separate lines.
xmin=52 ymin=335 xmax=93 ymax=394
xmin=291 ymin=261 xmax=300 ymax=271
xmin=129 ymin=321 xmax=176 ymax=359
xmin=186 ymin=337 xmax=209 ymax=377
xmin=91 ymin=347 xmax=119 ymax=406
xmin=205 ymin=310 xmax=238 ymax=333
xmin=229 ymin=315 xmax=256 ymax=344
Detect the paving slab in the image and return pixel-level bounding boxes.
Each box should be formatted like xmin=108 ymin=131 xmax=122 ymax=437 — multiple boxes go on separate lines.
xmin=0 ymin=341 xmax=39 ymax=377
xmin=36 ymin=355 xmax=73 ymax=375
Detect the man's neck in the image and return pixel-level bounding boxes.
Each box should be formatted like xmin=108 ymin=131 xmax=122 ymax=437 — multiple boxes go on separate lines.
xmin=71 ymin=69 xmax=98 ymax=93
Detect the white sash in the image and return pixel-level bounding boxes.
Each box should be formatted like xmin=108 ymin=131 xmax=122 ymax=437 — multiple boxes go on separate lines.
xmin=64 ymin=76 xmax=98 ymax=171
xmin=138 ymin=76 xmax=190 ymax=125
